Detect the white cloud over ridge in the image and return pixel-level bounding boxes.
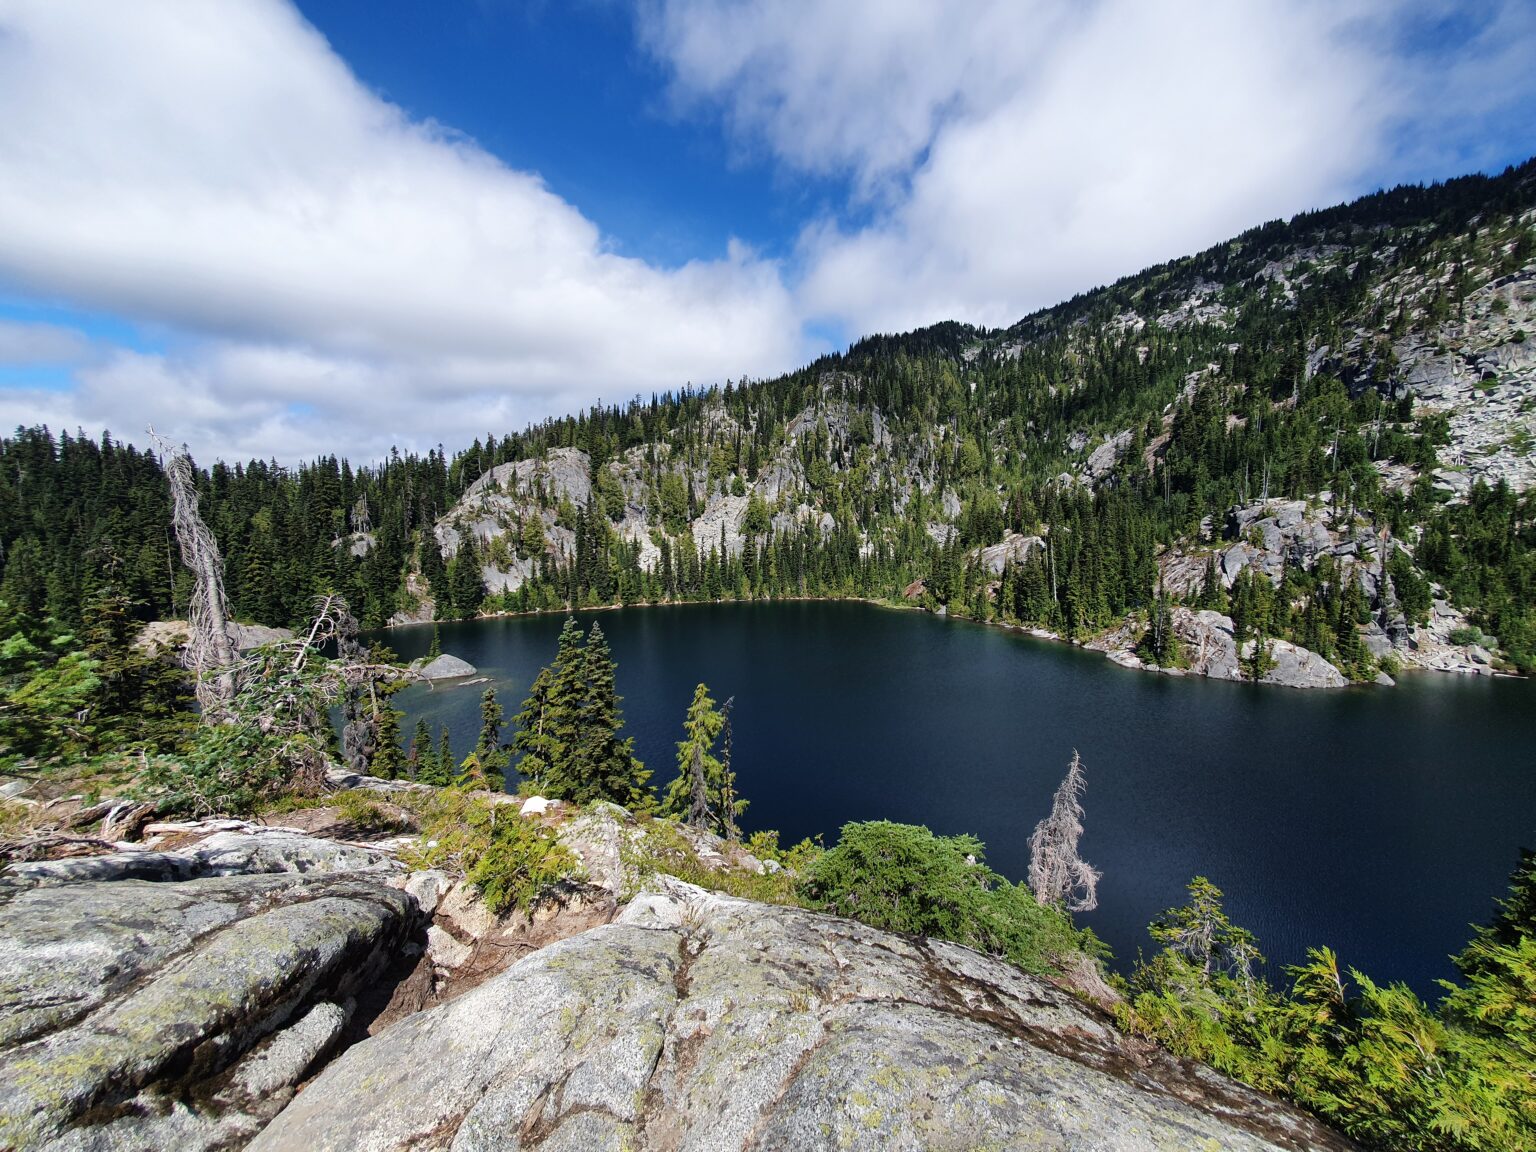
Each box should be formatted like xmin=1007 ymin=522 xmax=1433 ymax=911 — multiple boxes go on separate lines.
xmin=0 ymin=0 xmax=802 ymax=462
xmin=0 ymin=0 xmax=1530 ymax=465
xmin=643 ymin=0 xmax=1536 ymax=335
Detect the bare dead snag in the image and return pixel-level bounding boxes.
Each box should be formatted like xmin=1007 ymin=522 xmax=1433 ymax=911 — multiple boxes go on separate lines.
xmin=1027 ymin=749 xmax=1101 ymax=912
xmin=150 ymin=428 xmax=238 ymax=718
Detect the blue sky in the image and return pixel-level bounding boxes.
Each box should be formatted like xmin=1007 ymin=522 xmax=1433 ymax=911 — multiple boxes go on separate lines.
xmin=0 ymin=0 xmax=1532 ymax=463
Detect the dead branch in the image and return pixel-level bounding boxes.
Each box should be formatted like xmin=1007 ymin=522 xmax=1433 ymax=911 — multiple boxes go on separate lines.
xmin=149 ymin=428 xmax=237 ymax=718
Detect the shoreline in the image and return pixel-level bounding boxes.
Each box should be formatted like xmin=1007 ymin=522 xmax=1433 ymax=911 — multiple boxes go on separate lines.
xmin=376 ymin=593 xmax=1523 ymax=689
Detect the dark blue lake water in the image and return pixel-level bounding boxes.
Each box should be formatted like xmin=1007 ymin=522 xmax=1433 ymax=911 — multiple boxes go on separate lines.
xmin=374 ymin=601 xmax=1536 ymax=999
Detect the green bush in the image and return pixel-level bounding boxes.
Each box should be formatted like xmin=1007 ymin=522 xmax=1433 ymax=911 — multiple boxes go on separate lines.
xmin=468 ymin=817 xmax=577 ymax=916
xmin=400 ymin=789 xmax=578 ymax=916
xmin=1125 ymin=867 xmax=1536 ymax=1151
xmin=622 ymin=816 xmax=808 ymax=906
xmin=798 ymin=820 xmax=1099 ymax=977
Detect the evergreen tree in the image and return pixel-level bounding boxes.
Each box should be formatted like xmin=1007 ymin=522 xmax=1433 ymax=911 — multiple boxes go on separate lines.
xmin=511 ymin=662 xmax=560 ymax=792
xmin=474 ymin=686 xmax=508 ymax=791
xmin=662 ymin=683 xmax=743 ymax=836
xmin=572 ymin=623 xmax=649 ymax=807
xmin=449 ymin=533 xmax=486 ymax=619
xmin=410 ymin=717 xmax=433 ymax=781
xmin=373 ymin=700 xmax=404 ymax=780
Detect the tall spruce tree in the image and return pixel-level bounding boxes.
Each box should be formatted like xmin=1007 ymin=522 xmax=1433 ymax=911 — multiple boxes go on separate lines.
xmin=663 ymin=683 xmax=742 ymax=837
xmin=574 ymin=623 xmax=649 ymax=807
xmin=474 ymin=686 xmax=508 ymax=791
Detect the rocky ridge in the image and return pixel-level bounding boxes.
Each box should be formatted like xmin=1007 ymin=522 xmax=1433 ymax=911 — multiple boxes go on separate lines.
xmin=252 ymin=877 xmax=1352 ymax=1152
xmin=0 ymin=785 xmax=1358 ymax=1151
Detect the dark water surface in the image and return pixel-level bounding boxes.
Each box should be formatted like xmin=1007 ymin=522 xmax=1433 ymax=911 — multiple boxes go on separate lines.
xmin=376 ymin=601 xmax=1536 ymax=998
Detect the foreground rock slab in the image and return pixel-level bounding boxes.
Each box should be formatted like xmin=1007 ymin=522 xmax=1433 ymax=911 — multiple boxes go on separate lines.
xmin=255 ymin=881 xmax=1353 ymax=1152
xmin=0 ymin=859 xmax=423 ymax=1150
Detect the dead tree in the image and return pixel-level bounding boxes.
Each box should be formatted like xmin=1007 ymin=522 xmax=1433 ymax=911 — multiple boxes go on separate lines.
xmin=150 ymin=429 xmax=237 ymax=717
xmin=1027 ymin=750 xmax=1101 ymax=912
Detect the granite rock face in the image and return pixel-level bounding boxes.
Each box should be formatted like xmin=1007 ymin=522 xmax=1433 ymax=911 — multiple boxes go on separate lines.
xmin=0 ymin=865 xmax=424 ymax=1151
xmin=254 ymin=880 xmax=1353 ymax=1152
xmin=1175 ymin=608 xmax=1350 ymax=689
xmin=2 ymin=828 xmax=403 ymax=889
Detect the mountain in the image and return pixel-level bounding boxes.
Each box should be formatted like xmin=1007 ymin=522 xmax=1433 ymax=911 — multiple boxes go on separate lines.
xmin=3 ymin=157 xmax=1534 ymax=680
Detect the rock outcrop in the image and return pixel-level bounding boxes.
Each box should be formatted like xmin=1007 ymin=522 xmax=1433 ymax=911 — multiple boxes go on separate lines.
xmin=134 ymin=620 xmax=297 ymax=655
xmin=1176 ymin=608 xmax=1350 ymax=689
xmin=0 ymin=849 xmax=424 ymax=1151
xmin=410 ymin=653 xmax=478 ymax=680
xmin=253 ymin=879 xmax=1351 ymax=1152
xmin=1090 ymin=609 xmax=1351 ymax=689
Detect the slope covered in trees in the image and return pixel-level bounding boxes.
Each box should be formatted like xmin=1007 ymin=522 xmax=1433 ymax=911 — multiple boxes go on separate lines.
xmin=3 ymin=157 xmax=1533 ymax=681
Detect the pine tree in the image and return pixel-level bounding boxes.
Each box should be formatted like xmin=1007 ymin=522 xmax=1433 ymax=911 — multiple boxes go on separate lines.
xmin=474 ymin=686 xmax=508 ymax=791
xmin=417 ymin=724 xmax=452 ymax=786
xmin=662 ymin=683 xmax=742 ymax=836
xmin=513 ymin=618 xmax=585 ymax=796
xmin=511 ymin=663 xmax=558 ymax=792
xmin=573 ymin=623 xmax=649 ymax=807
xmin=419 ymin=534 xmax=450 ymax=615
xmin=449 ymin=534 xmax=485 ymax=619
xmin=410 ymin=718 xmax=432 ymax=781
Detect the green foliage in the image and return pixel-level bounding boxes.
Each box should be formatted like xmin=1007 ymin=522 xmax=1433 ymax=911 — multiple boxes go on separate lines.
xmin=473 ymin=686 xmax=508 ymax=790
xmin=399 ymin=788 xmax=577 ymax=917
xmin=799 ymin=821 xmax=1100 ymax=977
xmin=1 ymin=583 xmax=194 ymax=768
xmin=622 ymin=816 xmax=806 ymax=906
xmin=510 ymin=618 xmax=650 ymax=807
xmin=1126 ymin=864 xmax=1536 ymax=1151
xmin=148 ymin=638 xmax=337 ymax=815
xmin=329 ymin=789 xmax=412 ymax=834
xmin=661 ymin=682 xmax=743 ymax=837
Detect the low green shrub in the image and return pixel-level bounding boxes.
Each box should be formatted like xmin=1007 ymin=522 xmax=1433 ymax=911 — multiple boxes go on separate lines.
xmin=400 ymin=789 xmax=578 ymax=916
xmin=622 ymin=816 xmax=809 ymax=906
xmin=797 ymin=820 xmax=1101 ymax=977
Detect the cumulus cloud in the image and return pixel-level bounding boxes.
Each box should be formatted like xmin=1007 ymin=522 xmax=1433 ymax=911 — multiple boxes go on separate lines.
xmin=641 ymin=0 xmax=1536 ymax=335
xmin=0 ymin=0 xmax=804 ymax=462
xmin=0 ymin=320 xmax=90 ymax=365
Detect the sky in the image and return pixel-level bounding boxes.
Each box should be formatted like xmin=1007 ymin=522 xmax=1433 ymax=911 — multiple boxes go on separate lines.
xmin=0 ymin=1 xmax=1532 ymax=465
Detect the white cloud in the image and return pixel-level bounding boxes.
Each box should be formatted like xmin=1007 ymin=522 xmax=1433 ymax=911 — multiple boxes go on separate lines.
xmin=0 ymin=0 xmax=805 ymax=462
xmin=3 ymin=0 xmax=1530 ymax=465
xmin=640 ymin=0 xmax=1536 ymax=336
xmin=0 ymin=320 xmax=90 ymax=364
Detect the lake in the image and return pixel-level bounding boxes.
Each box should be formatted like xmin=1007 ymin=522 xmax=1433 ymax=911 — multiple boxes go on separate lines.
xmin=374 ymin=600 xmax=1536 ymax=999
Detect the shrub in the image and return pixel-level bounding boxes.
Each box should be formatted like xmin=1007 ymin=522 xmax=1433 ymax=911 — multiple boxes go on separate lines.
xmin=798 ymin=821 xmax=1099 ymax=977
xmin=400 ymin=789 xmax=578 ymax=916
xmin=622 ymin=816 xmax=807 ymax=906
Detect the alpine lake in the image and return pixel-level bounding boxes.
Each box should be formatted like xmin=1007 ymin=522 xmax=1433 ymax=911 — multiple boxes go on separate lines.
xmin=372 ymin=600 xmax=1536 ymax=999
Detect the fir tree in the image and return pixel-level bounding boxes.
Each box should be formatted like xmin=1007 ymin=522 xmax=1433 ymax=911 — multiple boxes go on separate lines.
xmin=573 ymin=623 xmax=649 ymax=807
xmin=662 ymin=683 xmax=743 ymax=837
xmin=449 ymin=533 xmax=485 ymax=619
xmin=474 ymin=686 xmax=508 ymax=791
xmin=410 ymin=717 xmax=433 ymax=780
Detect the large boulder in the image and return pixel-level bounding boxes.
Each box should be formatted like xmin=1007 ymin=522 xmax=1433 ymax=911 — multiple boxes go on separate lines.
xmin=254 ymin=881 xmax=1352 ymax=1152
xmin=410 ymin=653 xmax=478 ymax=680
xmin=0 ymin=866 xmax=424 ymax=1150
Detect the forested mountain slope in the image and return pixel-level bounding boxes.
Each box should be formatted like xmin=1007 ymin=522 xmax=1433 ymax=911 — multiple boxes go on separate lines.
xmin=3 ymin=157 xmax=1533 ymax=680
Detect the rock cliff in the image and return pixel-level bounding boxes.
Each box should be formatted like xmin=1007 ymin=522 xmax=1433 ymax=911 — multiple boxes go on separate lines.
xmin=253 ymin=878 xmax=1352 ymax=1152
